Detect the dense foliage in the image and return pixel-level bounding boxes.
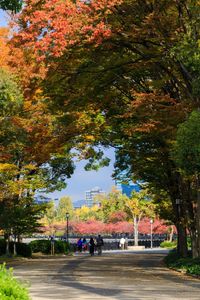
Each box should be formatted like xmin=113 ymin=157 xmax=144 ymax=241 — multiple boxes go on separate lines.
xmin=0 ymin=0 xmax=200 ymax=259
xmin=160 ymin=241 xmax=177 ymax=249
xmin=0 ymin=240 xmax=32 ymax=257
xmin=0 ymin=264 xmax=30 ymax=300
xmin=0 ymin=0 xmax=22 ymax=12
xmin=30 ymin=239 xmax=70 ymax=255
xmin=165 ymin=251 xmax=200 ymax=276
xmin=42 ymin=217 xmax=171 ymax=236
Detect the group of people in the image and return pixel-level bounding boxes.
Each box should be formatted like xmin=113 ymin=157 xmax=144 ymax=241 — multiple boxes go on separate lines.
xmin=76 ymin=235 xmax=104 ymax=256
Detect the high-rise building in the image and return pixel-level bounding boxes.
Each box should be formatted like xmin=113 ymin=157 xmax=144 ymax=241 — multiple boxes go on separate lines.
xmin=73 ymin=199 xmax=87 ymax=209
xmin=34 ymin=195 xmax=52 ymax=204
xmin=85 ymin=186 xmax=105 ymax=207
xmin=115 ymin=182 xmax=141 ymax=197
xmin=121 ymin=183 xmax=141 ymax=197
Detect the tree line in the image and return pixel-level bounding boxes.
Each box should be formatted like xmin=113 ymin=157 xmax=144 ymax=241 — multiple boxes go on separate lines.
xmin=42 ymin=190 xmax=172 ymax=244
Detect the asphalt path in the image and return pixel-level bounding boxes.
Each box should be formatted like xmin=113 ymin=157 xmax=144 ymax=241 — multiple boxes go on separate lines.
xmin=9 ymin=250 xmax=200 ymax=300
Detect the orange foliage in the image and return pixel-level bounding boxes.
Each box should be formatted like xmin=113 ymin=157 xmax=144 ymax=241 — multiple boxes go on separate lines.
xmin=14 ymin=0 xmax=122 ymax=60
xmin=0 ymin=27 xmax=10 ymax=69
xmin=121 ymin=92 xmax=189 ymax=135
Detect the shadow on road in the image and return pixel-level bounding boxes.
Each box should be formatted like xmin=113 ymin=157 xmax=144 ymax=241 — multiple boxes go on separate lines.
xmin=11 ymin=252 xmax=200 ymax=300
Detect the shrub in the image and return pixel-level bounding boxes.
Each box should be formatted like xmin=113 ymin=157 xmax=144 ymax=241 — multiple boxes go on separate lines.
xmin=164 ymin=250 xmax=200 ymax=276
xmin=0 ymin=264 xmax=30 ymax=300
xmin=0 ymin=240 xmax=32 ymax=257
xmin=29 ymin=240 xmax=51 ymax=254
xmin=0 ymin=239 xmax=6 ymax=256
xmin=11 ymin=242 xmax=32 ymax=257
xmin=187 ymin=264 xmax=200 ymax=275
xmin=160 ymin=240 xmax=177 ymax=248
xmin=30 ymin=239 xmax=70 ymax=254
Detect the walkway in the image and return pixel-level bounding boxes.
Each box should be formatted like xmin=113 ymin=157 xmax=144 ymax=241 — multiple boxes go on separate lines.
xmin=10 ymin=250 xmax=200 ymax=300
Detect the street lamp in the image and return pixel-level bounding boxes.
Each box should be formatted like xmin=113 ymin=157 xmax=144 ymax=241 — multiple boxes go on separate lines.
xmin=66 ymin=212 xmax=70 ymax=244
xmin=150 ymin=219 xmax=153 ymax=249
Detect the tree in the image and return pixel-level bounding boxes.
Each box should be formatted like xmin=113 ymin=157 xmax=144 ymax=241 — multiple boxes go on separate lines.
xmin=125 ymin=189 xmax=155 ymax=246
xmin=14 ymin=0 xmax=200 ymax=258
xmin=56 ymin=196 xmax=73 ymax=221
xmin=0 ymin=29 xmax=77 ymax=245
xmin=0 ymin=0 xmax=22 ymax=12
xmin=0 ymin=195 xmax=47 ymax=255
xmin=174 ymin=110 xmax=200 ymax=258
xmin=41 ymin=201 xmax=57 ymax=235
xmin=74 ymin=205 xmax=102 ymax=222
xmin=0 ymin=67 xmax=24 ymax=201
xmin=98 ymin=188 xmax=128 ymax=223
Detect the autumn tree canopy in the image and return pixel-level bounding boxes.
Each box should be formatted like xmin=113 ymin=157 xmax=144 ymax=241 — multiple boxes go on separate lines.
xmin=1 ymin=0 xmax=199 ymax=257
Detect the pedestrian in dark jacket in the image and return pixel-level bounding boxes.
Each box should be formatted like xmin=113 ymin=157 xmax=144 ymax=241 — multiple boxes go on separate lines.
xmin=77 ymin=238 xmax=82 ymax=252
xmin=96 ymin=235 xmax=104 ymax=255
xmin=89 ymin=237 xmax=95 ymax=256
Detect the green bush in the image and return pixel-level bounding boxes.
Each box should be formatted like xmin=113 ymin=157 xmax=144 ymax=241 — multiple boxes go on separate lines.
xmin=0 ymin=264 xmax=30 ymax=300
xmin=164 ymin=250 xmax=181 ymax=265
xmin=0 ymin=240 xmax=32 ymax=257
xmin=11 ymin=242 xmax=32 ymax=258
xmin=0 ymin=239 xmax=6 ymax=256
xmin=29 ymin=240 xmax=51 ymax=254
xmin=160 ymin=240 xmax=177 ymax=249
xmin=164 ymin=250 xmax=200 ymax=276
xmin=30 ymin=239 xmax=70 ymax=255
xmin=187 ymin=264 xmax=200 ymax=275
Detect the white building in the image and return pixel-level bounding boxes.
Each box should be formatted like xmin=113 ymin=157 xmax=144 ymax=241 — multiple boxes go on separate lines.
xmin=85 ymin=186 xmax=105 ymax=207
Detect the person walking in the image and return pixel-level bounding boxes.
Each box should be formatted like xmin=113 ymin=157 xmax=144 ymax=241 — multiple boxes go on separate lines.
xmin=77 ymin=238 xmax=82 ymax=252
xmin=96 ymin=234 xmax=104 ymax=255
xmin=89 ymin=237 xmax=95 ymax=256
xmin=119 ymin=237 xmax=125 ymax=250
xmin=82 ymin=238 xmax=87 ymax=252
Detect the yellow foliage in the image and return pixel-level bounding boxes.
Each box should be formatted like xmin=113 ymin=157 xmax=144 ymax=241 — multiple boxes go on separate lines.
xmin=23 ymin=164 xmax=37 ymax=171
xmin=0 ymin=163 xmax=17 ymax=171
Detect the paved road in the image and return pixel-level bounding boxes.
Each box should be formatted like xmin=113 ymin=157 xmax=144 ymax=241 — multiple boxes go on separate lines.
xmin=10 ymin=251 xmax=200 ymax=300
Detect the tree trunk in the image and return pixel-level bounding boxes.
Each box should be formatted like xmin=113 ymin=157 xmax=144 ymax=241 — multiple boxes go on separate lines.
xmin=13 ymin=235 xmax=17 ymax=256
xmin=169 ymin=225 xmax=174 ymax=242
xmin=190 ymin=228 xmax=199 ymax=258
xmin=17 ymin=235 xmax=22 ymax=243
xmin=176 ymin=223 xmax=188 ymax=257
xmin=133 ymin=217 xmax=139 ymax=246
xmin=195 ymin=175 xmax=200 ymax=257
xmin=5 ymin=234 xmax=10 ymax=256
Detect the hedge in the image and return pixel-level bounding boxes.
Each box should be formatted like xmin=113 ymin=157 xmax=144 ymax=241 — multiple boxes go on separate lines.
xmin=160 ymin=240 xmax=177 ymax=249
xmin=0 ymin=240 xmax=32 ymax=257
xmin=30 ymin=239 xmax=70 ymax=255
xmin=0 ymin=264 xmax=30 ymax=300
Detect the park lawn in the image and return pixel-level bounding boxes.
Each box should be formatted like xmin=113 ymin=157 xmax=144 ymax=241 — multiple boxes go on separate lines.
xmin=165 ymin=251 xmax=200 ymax=277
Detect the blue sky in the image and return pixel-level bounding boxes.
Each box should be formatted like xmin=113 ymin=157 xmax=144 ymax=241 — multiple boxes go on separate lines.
xmin=47 ymin=148 xmax=116 ymax=201
xmin=0 ymin=10 xmax=116 ymax=202
xmin=0 ymin=10 xmax=9 ymax=26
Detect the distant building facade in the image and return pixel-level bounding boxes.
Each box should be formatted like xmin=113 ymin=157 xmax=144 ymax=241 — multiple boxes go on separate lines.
xmin=34 ymin=195 xmax=52 ymax=204
xmin=73 ymin=199 xmax=87 ymax=209
xmin=121 ymin=183 xmax=141 ymax=197
xmin=116 ymin=182 xmax=141 ymax=198
xmin=85 ymin=186 xmax=105 ymax=207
